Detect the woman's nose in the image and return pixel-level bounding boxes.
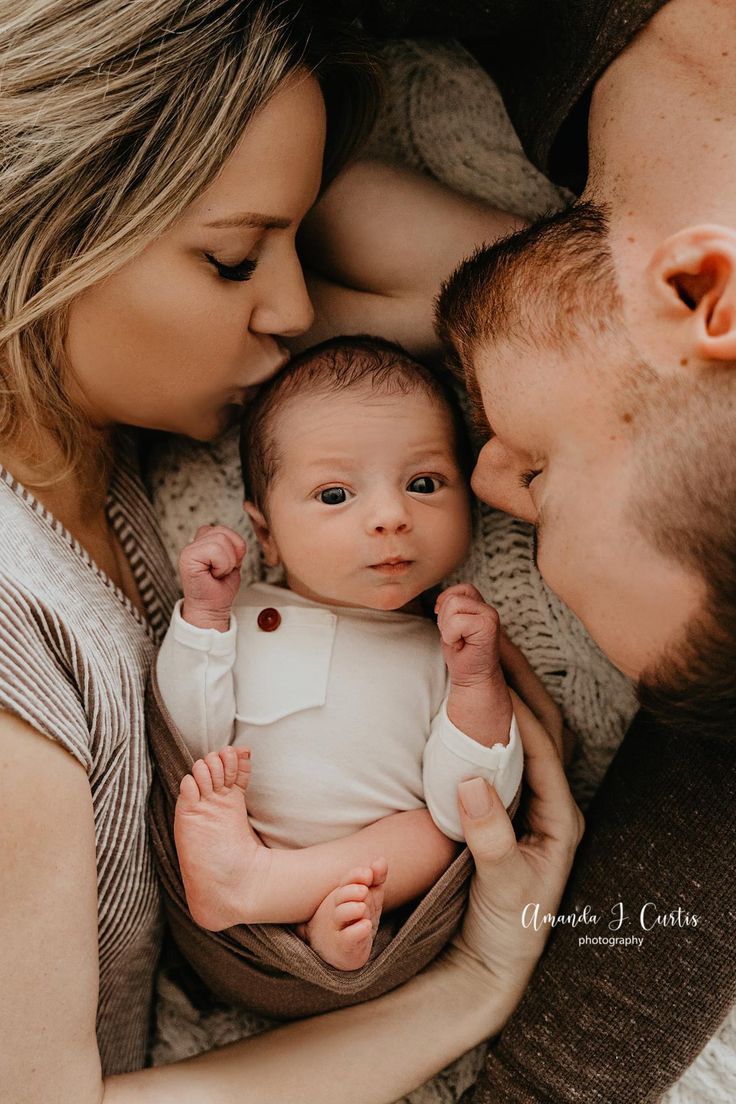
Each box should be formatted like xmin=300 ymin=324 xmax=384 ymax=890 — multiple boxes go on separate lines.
xmin=249 ymin=248 xmax=315 ymax=338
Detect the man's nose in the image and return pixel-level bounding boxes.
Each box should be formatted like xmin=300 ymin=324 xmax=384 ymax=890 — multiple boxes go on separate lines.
xmin=471 ymin=441 xmax=537 ymax=524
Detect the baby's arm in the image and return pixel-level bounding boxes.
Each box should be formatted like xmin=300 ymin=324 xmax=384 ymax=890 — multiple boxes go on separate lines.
xmin=156 ymin=526 xmax=246 ymax=760
xmin=437 ymin=583 xmax=513 ymax=744
xmin=423 ymin=584 xmax=523 ymax=841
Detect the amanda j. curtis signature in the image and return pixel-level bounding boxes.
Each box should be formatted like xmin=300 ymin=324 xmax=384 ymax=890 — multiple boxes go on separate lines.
xmin=521 ymin=901 xmax=701 ymax=933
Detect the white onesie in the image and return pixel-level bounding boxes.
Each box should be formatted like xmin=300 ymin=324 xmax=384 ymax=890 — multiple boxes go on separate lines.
xmin=156 ymin=582 xmax=523 ymax=845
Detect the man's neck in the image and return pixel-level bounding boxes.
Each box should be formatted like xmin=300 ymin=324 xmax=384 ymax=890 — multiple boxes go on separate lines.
xmin=585 ymin=0 xmax=736 ymax=244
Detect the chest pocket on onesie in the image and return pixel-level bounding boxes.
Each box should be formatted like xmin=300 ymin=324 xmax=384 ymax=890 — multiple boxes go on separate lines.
xmin=233 ymin=604 xmax=336 ymax=725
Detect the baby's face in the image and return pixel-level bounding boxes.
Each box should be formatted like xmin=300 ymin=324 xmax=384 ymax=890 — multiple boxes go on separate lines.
xmin=255 ymin=386 xmax=472 ymax=610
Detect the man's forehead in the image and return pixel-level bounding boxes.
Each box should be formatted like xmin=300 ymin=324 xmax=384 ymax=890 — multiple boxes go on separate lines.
xmin=464 ymin=341 xmax=520 ymax=435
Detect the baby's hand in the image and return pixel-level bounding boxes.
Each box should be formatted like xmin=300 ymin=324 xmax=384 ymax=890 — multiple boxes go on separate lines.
xmin=435 ymin=583 xmax=503 ymax=688
xmin=179 ymin=525 xmax=246 ymax=631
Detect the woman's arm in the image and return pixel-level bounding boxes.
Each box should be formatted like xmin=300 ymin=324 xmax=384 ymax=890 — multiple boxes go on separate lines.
xmin=0 ymin=713 xmax=104 ymax=1103
xmin=295 ymin=160 xmax=524 ymax=358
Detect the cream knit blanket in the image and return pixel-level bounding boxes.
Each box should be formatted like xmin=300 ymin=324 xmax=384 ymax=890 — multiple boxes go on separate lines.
xmin=149 ymin=40 xmax=735 ymax=1104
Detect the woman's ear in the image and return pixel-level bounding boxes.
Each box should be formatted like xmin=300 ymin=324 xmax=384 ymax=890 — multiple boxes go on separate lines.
xmin=647 ymin=225 xmax=736 ymax=367
xmin=243 ymin=501 xmax=281 ymax=567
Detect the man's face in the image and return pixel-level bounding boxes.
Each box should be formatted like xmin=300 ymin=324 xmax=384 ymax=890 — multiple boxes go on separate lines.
xmin=468 ymin=336 xmax=704 ymax=679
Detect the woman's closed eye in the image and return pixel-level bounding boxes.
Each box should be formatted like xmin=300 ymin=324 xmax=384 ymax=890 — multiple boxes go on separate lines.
xmin=407 ymin=475 xmax=442 ymax=494
xmin=205 ymin=252 xmax=258 ymax=282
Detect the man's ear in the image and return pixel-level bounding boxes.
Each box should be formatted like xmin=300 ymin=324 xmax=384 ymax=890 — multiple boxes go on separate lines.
xmin=243 ymin=501 xmax=280 ymax=567
xmin=647 ymin=225 xmax=736 ymax=366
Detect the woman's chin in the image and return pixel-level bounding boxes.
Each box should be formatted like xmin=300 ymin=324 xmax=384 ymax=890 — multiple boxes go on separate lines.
xmin=173 ymin=405 xmax=242 ymax=443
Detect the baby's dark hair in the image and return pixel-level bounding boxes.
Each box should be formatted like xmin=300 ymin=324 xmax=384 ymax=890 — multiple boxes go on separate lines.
xmin=239 ymin=335 xmax=474 ymax=514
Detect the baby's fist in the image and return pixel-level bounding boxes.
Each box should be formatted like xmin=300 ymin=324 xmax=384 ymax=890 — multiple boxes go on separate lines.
xmin=435 ymin=583 xmax=502 ymax=687
xmin=179 ymin=525 xmax=247 ymax=631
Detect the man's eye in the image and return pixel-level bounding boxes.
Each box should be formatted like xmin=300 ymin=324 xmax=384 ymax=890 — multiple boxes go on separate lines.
xmin=318 ymin=487 xmax=349 ymax=505
xmin=519 ymin=469 xmax=542 ymax=489
xmin=408 ymin=476 xmax=441 ymax=494
xmin=205 ymin=253 xmax=258 ymax=282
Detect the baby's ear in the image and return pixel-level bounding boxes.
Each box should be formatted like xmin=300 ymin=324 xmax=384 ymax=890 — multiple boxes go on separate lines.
xmin=243 ymin=501 xmax=281 ymax=567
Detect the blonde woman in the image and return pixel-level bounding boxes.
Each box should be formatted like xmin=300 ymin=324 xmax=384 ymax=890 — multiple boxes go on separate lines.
xmin=0 ymin=2 xmax=580 ymax=1102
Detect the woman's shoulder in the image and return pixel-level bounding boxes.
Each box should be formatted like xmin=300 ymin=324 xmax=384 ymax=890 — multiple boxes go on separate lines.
xmin=0 ymin=472 xmax=156 ymax=770
xmin=0 ymin=473 xmax=104 ymax=621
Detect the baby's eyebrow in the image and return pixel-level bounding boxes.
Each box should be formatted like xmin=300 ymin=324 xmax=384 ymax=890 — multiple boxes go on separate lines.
xmin=405 ymin=446 xmax=456 ymax=463
xmin=302 ymin=456 xmax=355 ymax=470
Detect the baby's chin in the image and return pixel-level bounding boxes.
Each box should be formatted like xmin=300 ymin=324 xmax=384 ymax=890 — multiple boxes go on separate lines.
xmin=287 ymin=570 xmax=437 ymax=614
xmin=357 ymin=583 xmax=428 ymax=615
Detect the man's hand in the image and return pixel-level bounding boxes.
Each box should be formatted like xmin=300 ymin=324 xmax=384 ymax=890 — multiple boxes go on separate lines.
xmin=179 ymin=525 xmax=246 ymax=632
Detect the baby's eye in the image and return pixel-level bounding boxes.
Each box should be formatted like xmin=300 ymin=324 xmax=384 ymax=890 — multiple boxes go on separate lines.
xmin=408 ymin=475 xmax=441 ymax=494
xmin=318 ymin=487 xmax=349 ymax=505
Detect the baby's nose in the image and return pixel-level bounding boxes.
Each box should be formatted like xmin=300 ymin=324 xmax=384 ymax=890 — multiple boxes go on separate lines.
xmin=369 ymin=492 xmax=412 ymax=534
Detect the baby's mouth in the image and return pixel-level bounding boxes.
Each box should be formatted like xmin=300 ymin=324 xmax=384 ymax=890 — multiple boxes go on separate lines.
xmin=369 ymin=558 xmax=413 ymax=575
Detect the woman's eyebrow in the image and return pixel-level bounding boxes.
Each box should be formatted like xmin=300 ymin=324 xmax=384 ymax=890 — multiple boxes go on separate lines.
xmin=204 ymin=212 xmax=291 ymax=230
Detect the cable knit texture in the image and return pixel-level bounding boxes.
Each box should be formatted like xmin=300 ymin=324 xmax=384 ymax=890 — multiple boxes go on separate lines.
xmin=148 ymin=40 xmax=735 ymax=1103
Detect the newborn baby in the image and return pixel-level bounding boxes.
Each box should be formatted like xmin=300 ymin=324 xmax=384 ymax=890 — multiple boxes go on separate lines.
xmin=157 ymin=336 xmax=522 ymax=972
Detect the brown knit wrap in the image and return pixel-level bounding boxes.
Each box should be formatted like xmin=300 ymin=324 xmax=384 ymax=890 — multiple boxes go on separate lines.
xmin=146 ymin=668 xmax=473 ymax=1017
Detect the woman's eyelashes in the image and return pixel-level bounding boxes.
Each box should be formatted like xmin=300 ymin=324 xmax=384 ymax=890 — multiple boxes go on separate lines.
xmin=205 ymin=252 xmax=258 ymax=282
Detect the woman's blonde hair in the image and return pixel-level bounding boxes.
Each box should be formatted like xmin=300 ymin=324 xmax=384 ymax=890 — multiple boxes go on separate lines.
xmin=0 ymin=0 xmax=379 ymax=479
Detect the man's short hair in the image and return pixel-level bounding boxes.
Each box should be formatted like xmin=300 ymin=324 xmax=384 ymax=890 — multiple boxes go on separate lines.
xmin=436 ymin=201 xmax=621 ymax=364
xmin=436 ymin=202 xmax=736 ymax=740
xmin=239 ymin=335 xmax=473 ymax=515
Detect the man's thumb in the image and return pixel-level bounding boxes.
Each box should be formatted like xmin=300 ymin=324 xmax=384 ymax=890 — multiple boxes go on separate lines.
xmin=458 ymin=778 xmax=517 ymax=866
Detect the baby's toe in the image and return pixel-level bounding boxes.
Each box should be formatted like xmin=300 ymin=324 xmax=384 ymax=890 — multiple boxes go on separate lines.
xmin=191 ymin=758 xmax=214 ymax=797
xmin=177 ymin=773 xmax=202 ymax=810
xmin=333 ymin=882 xmax=369 ymax=907
xmin=219 ymin=746 xmax=238 ymax=786
xmin=205 ymin=751 xmax=225 ymax=791
xmin=335 ymin=901 xmax=368 ymax=930
xmin=370 ymin=858 xmax=388 ymax=886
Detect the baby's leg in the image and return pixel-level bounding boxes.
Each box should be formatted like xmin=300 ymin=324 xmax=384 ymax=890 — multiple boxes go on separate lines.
xmin=174 ymin=746 xmax=267 ymax=930
xmin=296 ymin=859 xmax=387 ymax=971
xmin=175 ymin=751 xmax=459 ymax=929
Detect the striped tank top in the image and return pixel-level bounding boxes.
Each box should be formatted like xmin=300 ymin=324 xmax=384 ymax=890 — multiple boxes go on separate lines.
xmin=0 ymin=438 xmax=178 ymax=1074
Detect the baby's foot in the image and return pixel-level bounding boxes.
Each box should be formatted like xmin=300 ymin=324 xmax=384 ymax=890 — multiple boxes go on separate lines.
xmin=298 ymin=859 xmax=388 ymax=971
xmin=174 ymin=746 xmax=269 ymax=930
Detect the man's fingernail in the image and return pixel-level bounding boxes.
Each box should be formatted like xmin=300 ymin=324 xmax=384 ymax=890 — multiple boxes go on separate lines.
xmin=459 ymin=778 xmax=493 ymax=818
